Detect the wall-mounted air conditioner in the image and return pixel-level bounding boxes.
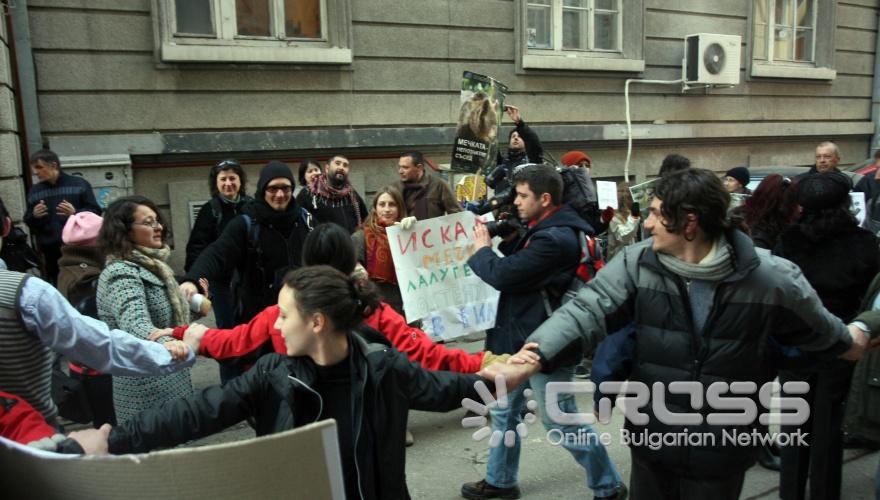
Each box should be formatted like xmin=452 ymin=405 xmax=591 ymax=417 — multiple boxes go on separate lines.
xmin=682 ymin=33 xmax=741 ymax=88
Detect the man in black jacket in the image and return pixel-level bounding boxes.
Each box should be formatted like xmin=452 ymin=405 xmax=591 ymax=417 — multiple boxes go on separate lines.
xmin=462 ymin=164 xmax=626 ymax=500
xmin=23 ymin=149 xmax=102 ymax=284
xmin=296 ymin=155 xmax=368 ymax=234
xmin=181 ymin=161 xmax=312 ymax=326
xmin=507 ymin=169 xmax=877 ymax=500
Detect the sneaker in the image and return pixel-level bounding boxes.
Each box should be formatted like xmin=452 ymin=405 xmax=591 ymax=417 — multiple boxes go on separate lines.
xmin=574 ymin=361 xmax=591 ymax=379
xmin=460 ymin=479 xmax=521 ymax=499
xmin=596 ymin=483 xmax=628 ymax=500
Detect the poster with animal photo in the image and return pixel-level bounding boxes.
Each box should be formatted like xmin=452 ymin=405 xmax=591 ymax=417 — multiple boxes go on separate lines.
xmin=451 ymin=71 xmax=508 ymax=174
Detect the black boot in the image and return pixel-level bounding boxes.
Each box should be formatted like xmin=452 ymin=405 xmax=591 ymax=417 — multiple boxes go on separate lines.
xmin=461 ymin=480 xmax=521 ymax=500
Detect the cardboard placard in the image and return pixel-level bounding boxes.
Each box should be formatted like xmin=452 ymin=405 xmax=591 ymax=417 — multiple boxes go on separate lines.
xmin=388 ymin=212 xmax=500 ymax=340
xmin=0 ymin=420 xmax=345 ymax=500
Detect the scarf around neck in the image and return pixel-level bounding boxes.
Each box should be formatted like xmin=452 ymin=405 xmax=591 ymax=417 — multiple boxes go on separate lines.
xmin=309 ymin=174 xmax=362 ymax=226
xmin=109 ymin=245 xmax=190 ymax=326
xmin=656 ymin=237 xmax=734 ymax=282
xmin=363 ymin=217 xmax=397 ymax=285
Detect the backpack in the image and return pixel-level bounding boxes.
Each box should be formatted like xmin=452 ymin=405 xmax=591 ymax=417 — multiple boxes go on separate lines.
xmin=557 ymin=166 xmax=603 ymax=231
xmin=541 ymin=229 xmax=605 ymax=317
xmin=0 ymin=227 xmax=41 ymax=273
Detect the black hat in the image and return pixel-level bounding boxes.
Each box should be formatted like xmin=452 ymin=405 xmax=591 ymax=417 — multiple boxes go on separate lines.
xmin=256 ymin=160 xmax=295 ymax=197
xmin=725 ymin=166 xmax=750 ymax=187
xmin=796 ymin=172 xmax=851 ymax=210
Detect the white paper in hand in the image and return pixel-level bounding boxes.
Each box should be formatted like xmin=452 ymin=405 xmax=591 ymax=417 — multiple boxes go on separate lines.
xmin=596 ymin=180 xmax=619 ymax=210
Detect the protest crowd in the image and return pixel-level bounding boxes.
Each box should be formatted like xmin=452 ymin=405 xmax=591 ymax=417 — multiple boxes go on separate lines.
xmin=5 ymin=103 xmax=880 ymax=500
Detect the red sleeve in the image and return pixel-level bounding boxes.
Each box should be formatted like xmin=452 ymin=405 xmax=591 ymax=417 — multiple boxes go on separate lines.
xmin=199 ymin=306 xmax=284 ymax=359
xmin=0 ymin=392 xmax=57 ymax=445
xmin=363 ymin=303 xmax=484 ymax=373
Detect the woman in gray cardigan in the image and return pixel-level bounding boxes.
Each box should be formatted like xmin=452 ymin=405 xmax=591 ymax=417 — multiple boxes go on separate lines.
xmin=96 ymin=196 xmax=193 ymax=423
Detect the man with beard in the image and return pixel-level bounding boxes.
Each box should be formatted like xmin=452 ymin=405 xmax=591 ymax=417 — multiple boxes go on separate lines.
xmin=484 ymin=105 xmax=544 ymax=202
xmin=297 ymin=155 xmax=368 ymax=234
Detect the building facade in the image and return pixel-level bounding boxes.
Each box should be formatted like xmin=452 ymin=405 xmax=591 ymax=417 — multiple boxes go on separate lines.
xmin=2 ymin=0 xmax=878 ymax=271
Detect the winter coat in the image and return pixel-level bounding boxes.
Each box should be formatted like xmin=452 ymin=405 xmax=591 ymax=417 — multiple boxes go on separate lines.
xmin=184 ymin=200 xmax=312 ymax=324
xmin=107 ymin=334 xmax=489 ymax=499
xmin=845 ymin=274 xmax=880 ymax=445
xmin=774 ymin=224 xmax=879 ymax=323
xmin=175 ymin=303 xmax=485 ymax=374
xmin=526 ymin=229 xmax=856 ymax=478
xmin=184 ymin=194 xmax=253 ymax=272
xmin=24 ymin=172 xmax=102 ymax=248
xmin=392 ymin=172 xmax=461 ymax=221
xmin=97 ymin=260 xmax=193 ymax=423
xmin=468 ymin=204 xmax=591 ymax=363
xmin=296 ymin=186 xmax=367 ymax=234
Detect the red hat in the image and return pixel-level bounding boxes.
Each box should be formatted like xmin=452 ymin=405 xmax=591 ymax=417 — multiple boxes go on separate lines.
xmin=62 ymin=212 xmax=103 ymax=247
xmin=561 ymin=151 xmax=592 ymax=167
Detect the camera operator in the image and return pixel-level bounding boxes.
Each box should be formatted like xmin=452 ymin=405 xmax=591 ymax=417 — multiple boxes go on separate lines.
xmin=462 ymin=163 xmax=625 ymax=500
xmin=473 ymin=105 xmax=545 ymax=238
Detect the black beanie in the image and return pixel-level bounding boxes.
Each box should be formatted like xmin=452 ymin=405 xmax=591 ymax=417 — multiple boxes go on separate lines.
xmin=256 ymin=160 xmax=295 ymax=198
xmin=796 ymin=172 xmax=851 ymax=210
xmin=725 ymin=166 xmax=750 ymax=187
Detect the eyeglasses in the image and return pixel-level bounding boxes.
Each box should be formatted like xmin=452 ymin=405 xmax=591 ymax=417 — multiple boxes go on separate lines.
xmin=132 ymin=219 xmax=162 ymax=229
xmin=266 ymin=185 xmax=292 ymax=194
xmin=216 ymin=159 xmax=241 ymax=169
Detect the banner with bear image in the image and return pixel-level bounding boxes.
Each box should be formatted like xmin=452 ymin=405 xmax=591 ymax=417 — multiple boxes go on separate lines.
xmin=451 ymin=72 xmax=508 ymax=175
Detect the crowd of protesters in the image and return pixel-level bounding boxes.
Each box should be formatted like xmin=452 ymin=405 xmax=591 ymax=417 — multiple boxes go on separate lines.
xmin=2 ymin=112 xmax=880 ymax=500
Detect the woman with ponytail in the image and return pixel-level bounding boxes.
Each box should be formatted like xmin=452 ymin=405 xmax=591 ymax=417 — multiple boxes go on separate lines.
xmin=108 ymin=265 xmax=524 ymax=499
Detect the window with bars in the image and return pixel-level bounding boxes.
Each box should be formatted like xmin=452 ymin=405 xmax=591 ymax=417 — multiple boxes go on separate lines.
xmin=154 ymin=0 xmax=351 ymax=64
xmin=519 ymin=0 xmax=643 ymax=72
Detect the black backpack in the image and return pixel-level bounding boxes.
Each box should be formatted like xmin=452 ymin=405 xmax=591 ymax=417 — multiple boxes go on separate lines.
xmin=556 ymin=166 xmax=603 ymax=232
xmin=0 ymin=227 xmax=41 ymax=273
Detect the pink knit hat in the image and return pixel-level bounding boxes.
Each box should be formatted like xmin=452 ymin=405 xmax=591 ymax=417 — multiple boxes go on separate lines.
xmin=62 ymin=212 xmax=103 ymax=247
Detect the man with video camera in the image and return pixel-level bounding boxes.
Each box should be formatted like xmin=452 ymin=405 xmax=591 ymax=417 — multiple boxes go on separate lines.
xmin=462 ymin=163 xmax=626 ymax=500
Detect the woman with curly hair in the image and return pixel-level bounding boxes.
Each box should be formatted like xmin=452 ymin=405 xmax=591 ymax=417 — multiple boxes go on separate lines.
xmin=739 ymin=174 xmax=798 ymax=250
xmin=774 ymin=172 xmax=880 ymax=500
xmin=97 ymin=195 xmax=194 ymax=423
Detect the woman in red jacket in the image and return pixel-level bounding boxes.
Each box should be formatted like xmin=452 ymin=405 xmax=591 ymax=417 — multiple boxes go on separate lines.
xmin=161 ymin=223 xmax=504 ymax=374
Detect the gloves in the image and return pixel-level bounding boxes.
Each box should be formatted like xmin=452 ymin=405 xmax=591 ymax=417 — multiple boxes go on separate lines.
xmin=352 ymin=263 xmax=369 ymax=282
xmin=601 ymin=206 xmax=616 ymax=224
xmin=480 ymin=351 xmax=512 ymax=369
xmin=399 ymin=216 xmax=417 ymax=230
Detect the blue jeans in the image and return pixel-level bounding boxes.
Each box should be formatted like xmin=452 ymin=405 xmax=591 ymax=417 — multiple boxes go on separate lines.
xmin=485 ymin=366 xmax=622 ymax=496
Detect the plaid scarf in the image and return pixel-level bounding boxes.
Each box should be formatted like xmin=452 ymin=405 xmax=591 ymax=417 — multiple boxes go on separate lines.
xmin=309 ymin=174 xmax=362 ymax=226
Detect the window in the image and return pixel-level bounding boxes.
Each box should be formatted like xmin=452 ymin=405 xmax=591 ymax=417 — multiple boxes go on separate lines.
xmin=518 ymin=0 xmax=644 ymax=72
xmin=154 ymin=0 xmax=352 ymax=64
xmin=750 ymin=0 xmax=836 ymax=80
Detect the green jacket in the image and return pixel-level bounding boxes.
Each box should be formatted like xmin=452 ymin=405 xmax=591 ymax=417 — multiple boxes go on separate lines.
xmin=845 ymin=274 xmax=880 ymax=444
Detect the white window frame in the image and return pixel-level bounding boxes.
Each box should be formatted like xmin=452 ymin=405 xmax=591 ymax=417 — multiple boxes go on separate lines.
xmin=153 ymin=0 xmax=352 ymax=64
xmin=517 ymin=0 xmax=644 ymax=73
xmin=749 ymin=0 xmax=836 ymax=80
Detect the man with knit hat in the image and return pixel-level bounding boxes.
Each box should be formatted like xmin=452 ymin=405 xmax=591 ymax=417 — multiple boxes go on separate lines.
xmin=296 ymin=154 xmax=367 ymax=234
xmin=182 ymin=160 xmax=313 ymax=328
xmin=724 ymin=166 xmax=751 ymax=195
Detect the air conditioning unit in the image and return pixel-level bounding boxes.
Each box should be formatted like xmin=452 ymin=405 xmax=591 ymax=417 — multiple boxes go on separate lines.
xmin=682 ymin=33 xmax=741 ymax=87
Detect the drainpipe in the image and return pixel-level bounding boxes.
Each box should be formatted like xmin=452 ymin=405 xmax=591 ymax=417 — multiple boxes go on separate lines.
xmin=872 ymin=9 xmax=880 ymax=155
xmin=7 ymin=0 xmax=42 ymax=174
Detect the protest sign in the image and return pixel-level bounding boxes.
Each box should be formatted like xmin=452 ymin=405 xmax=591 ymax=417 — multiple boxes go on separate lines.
xmin=388 ymin=211 xmax=500 ymax=341
xmin=596 ymin=181 xmax=619 ymax=210
xmin=629 ymin=178 xmax=657 ymax=218
xmin=0 ymin=420 xmax=345 ymax=500
xmin=851 ymin=191 xmax=867 ymax=225
xmin=451 ymin=72 xmax=508 ymax=174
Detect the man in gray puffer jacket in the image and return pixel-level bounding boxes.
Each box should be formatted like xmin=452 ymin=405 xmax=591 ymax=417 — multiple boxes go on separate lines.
xmin=507 ymin=168 xmax=876 ymax=500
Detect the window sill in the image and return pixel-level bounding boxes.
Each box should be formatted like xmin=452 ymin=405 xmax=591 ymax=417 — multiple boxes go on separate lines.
xmin=750 ymin=63 xmax=836 ymax=80
xmin=522 ymin=53 xmax=645 ymax=72
xmin=160 ymin=43 xmax=353 ymax=64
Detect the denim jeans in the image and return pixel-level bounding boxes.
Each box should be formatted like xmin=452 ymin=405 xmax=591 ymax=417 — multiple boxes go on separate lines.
xmin=485 ymin=366 xmax=622 ymax=496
